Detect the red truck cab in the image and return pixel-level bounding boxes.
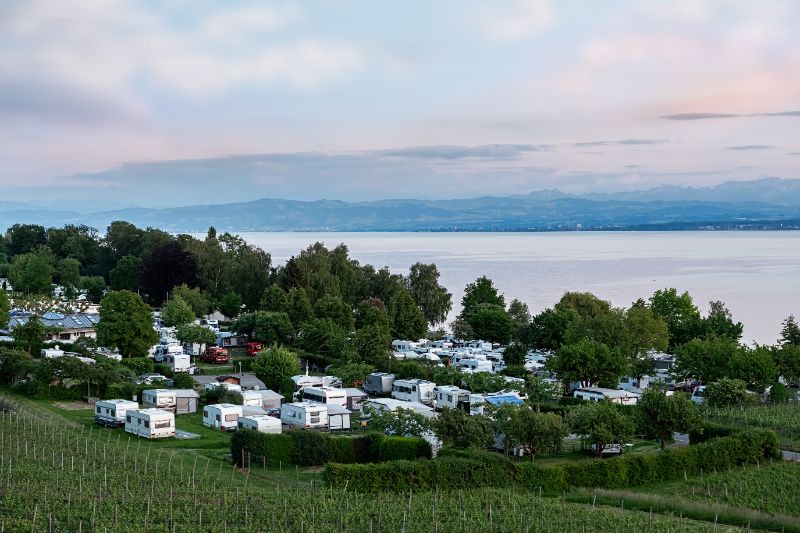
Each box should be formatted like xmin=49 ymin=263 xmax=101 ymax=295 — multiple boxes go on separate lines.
xmin=245 ymin=342 xmax=263 ymax=357
xmin=201 ymin=346 xmax=229 ymax=364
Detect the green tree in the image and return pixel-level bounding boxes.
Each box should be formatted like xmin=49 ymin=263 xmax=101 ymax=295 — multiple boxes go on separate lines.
xmin=9 ymin=248 xmax=53 ymax=295
xmin=109 ymin=255 xmax=143 ymax=291
xmin=567 ymin=401 xmax=634 ymax=456
xmin=705 ymin=378 xmax=748 ymax=407
xmin=780 ymin=315 xmax=800 ymax=346
xmin=389 ymin=290 xmax=427 ymax=340
xmin=547 ymin=340 xmax=627 ymax=388
xmin=80 ymin=276 xmax=106 ymax=303
xmin=56 ymin=258 xmax=81 ymax=289
xmin=286 ymin=287 xmax=313 ymax=328
xmin=96 ymin=291 xmax=159 ymax=358
xmin=770 ymin=382 xmax=788 ymax=403
xmin=702 ymin=300 xmax=743 ymax=341
xmin=637 ymin=389 xmax=699 ymax=450
xmin=353 ymin=324 xmax=392 ymax=361
xmin=431 ymin=365 xmax=463 ymax=386
xmin=524 ymin=375 xmax=561 ymax=411
xmin=161 ymin=295 xmax=195 ymax=327
xmin=251 ymin=345 xmax=301 ymax=395
xmin=260 ymin=285 xmax=288 ymax=313
xmin=510 ymin=408 xmax=567 ymax=461
xmin=461 ymin=276 xmax=505 ymax=319
xmin=526 ymin=307 xmax=580 ymax=350
xmin=728 ymin=345 xmax=776 ymax=392
xmin=329 ymin=362 xmax=375 ymax=387
xmin=364 ymin=406 xmax=432 ymax=438
xmin=649 ymin=288 xmax=702 ymax=349
xmin=299 ymin=318 xmax=354 ymax=361
xmin=449 ymin=316 xmax=475 ymax=340
xmin=674 ymin=337 xmax=739 ymax=383
xmin=170 ymin=284 xmax=210 ymax=317
xmin=11 ymin=315 xmax=46 ymax=355
xmin=624 ymin=305 xmax=669 ymax=380
xmin=253 ymin=311 xmax=294 ymax=346
xmin=218 ymin=292 xmax=242 ymax=319
xmin=554 ymin=291 xmax=610 ymax=319
xmin=774 ymin=344 xmax=800 ymax=386
xmin=466 ymin=304 xmax=514 ymax=344
xmin=314 ymin=294 xmax=355 ymax=331
xmin=434 ymin=408 xmax=493 ymax=449
xmin=0 ymin=347 xmax=34 ymax=384
xmin=0 ymin=291 xmax=9 ymax=330
xmin=407 ymin=262 xmax=452 ymax=326
xmin=503 ymin=342 xmax=528 ymax=366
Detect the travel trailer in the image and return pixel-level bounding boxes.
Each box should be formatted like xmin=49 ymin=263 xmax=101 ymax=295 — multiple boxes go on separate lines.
xmin=363 ymin=372 xmax=395 ymax=395
xmin=573 ymin=388 xmax=641 ymax=406
xmin=95 ymin=399 xmax=139 ymax=427
xmin=202 ymin=404 xmax=243 ymax=431
xmin=153 ymin=344 xmax=184 ymax=362
xmin=237 ymin=415 xmax=282 ymax=434
xmin=391 ymin=379 xmax=436 ymax=405
xmin=141 ymin=389 xmax=177 ymax=411
xmin=301 ymin=386 xmax=347 ymax=407
xmin=124 ymin=409 xmax=175 ymax=439
xmin=434 ymin=386 xmax=471 ymax=411
xmin=456 ymin=358 xmax=494 ymax=374
xmin=280 ymin=402 xmax=329 ymax=429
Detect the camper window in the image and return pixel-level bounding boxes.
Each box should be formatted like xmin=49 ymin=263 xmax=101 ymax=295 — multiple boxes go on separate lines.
xmin=216 ymin=414 xmax=221 ymax=421
xmin=155 ymin=420 xmax=171 ymax=429
xmin=310 ymin=416 xmax=320 ymax=423
xmin=96 ymin=407 xmax=101 ymax=413
xmin=224 ymin=414 xmax=238 ymax=422
xmin=110 ymin=409 xmax=116 ymax=417
xmin=144 ymin=421 xmax=150 ymax=428
xmin=203 ymin=410 xmax=209 ymax=418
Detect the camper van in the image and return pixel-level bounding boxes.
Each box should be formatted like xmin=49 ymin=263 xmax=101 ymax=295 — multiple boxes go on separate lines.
xmin=391 ymin=379 xmax=436 ymax=405
xmin=95 ymin=399 xmax=139 ymax=427
xmin=301 ymin=386 xmax=347 ymax=407
xmin=690 ymin=386 xmax=706 ymax=405
xmin=434 ymin=386 xmax=471 ymax=411
xmin=237 ymin=415 xmax=282 ymax=434
xmin=142 ymin=389 xmax=177 ymax=411
xmin=165 ymin=352 xmax=193 ymax=373
xmin=363 ymin=372 xmax=395 ymax=395
xmin=202 ymin=404 xmax=243 ymax=431
xmin=125 ymin=409 xmax=175 ymax=439
xmin=280 ymin=402 xmax=329 ymax=429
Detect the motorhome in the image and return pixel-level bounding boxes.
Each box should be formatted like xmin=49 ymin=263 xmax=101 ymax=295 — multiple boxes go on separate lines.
xmin=457 ymin=358 xmax=494 ymax=374
xmin=363 ymin=372 xmax=395 ymax=395
xmin=434 ymin=386 xmax=471 ymax=411
xmin=290 ymin=373 xmax=342 ymax=391
xmin=165 ymin=352 xmax=193 ymax=374
xmin=343 ymin=388 xmax=367 ymax=411
xmin=125 ymin=409 xmax=175 ymax=439
xmin=280 ymin=402 xmax=329 ymax=429
xmin=301 ymin=386 xmax=347 ymax=407
xmin=573 ymin=387 xmax=641 ymax=406
xmin=237 ymin=415 xmax=282 ymax=434
xmin=142 ymin=389 xmax=177 ymax=411
xmin=202 ymin=404 xmax=243 ymax=431
xmin=95 ymin=399 xmax=139 ymax=427
xmin=391 ymin=379 xmax=436 ymax=405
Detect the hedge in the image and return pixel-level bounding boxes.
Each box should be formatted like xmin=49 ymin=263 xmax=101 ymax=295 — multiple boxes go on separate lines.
xmin=322 ymin=429 xmax=779 ymax=493
xmin=688 ymin=421 xmax=741 ymax=444
xmin=231 ymin=430 xmax=430 ymax=467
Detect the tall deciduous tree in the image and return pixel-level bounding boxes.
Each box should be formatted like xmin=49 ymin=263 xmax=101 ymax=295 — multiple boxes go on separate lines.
xmin=96 ymin=290 xmax=159 ymax=358
xmin=547 ymin=339 xmax=627 ymax=389
xmin=11 ymin=315 xmax=46 ymax=355
xmin=434 ymin=408 xmax=493 ymax=449
xmin=389 ymin=290 xmax=427 ymax=340
xmin=407 ymin=262 xmax=452 ymax=326
xmin=171 ymin=284 xmax=210 ymax=316
xmin=175 ymin=324 xmax=215 ymax=352
xmin=649 ymin=288 xmax=702 ymax=349
xmin=637 ymin=389 xmax=699 ymax=450
xmin=461 ymin=276 xmax=505 ymax=319
xmin=0 ymin=291 xmax=9 ymax=331
xmin=109 ymin=255 xmax=143 ymax=291
xmin=251 ymin=345 xmax=300 ymax=395
xmin=218 ymin=292 xmax=242 ymax=319
xmin=554 ymin=291 xmax=611 ymax=319
xmin=567 ymin=401 xmax=634 ymax=456
xmin=260 ymin=285 xmax=288 ymax=313
xmin=526 ymin=307 xmax=580 ymax=350
xmin=780 ymin=315 xmax=800 ymax=346
xmin=161 ymin=295 xmax=195 ymax=327
xmin=141 ymin=241 xmax=200 ymax=306
xmin=466 ymin=304 xmax=514 ymax=344
xmin=510 ymin=408 xmax=567 ymax=461
xmin=9 ymin=247 xmax=53 ymax=295
xmin=253 ymin=311 xmax=294 ymax=346
xmin=703 ymin=300 xmax=743 ymax=341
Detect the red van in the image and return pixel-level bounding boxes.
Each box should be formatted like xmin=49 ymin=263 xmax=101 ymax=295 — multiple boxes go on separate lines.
xmin=201 ymin=346 xmax=229 ymax=364
xmin=245 ymin=342 xmax=263 ymax=357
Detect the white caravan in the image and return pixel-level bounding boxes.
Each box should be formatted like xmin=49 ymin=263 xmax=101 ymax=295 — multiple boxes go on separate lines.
xmin=434 ymin=386 xmax=471 ymax=411
xmin=363 ymin=372 xmax=395 ymax=395
xmin=125 ymin=409 xmax=175 ymax=439
xmin=95 ymin=399 xmax=139 ymax=427
xmin=573 ymin=388 xmax=641 ymax=406
xmin=237 ymin=415 xmax=282 ymax=434
xmin=301 ymin=386 xmax=347 ymax=407
xmin=203 ymin=404 xmax=243 ymax=431
xmin=153 ymin=344 xmax=184 ymax=362
xmin=280 ymin=402 xmax=329 ymax=429
xmin=391 ymin=379 xmax=436 ymax=405
xmin=142 ymin=389 xmax=177 ymax=411
xmin=457 ymin=358 xmax=494 ymax=374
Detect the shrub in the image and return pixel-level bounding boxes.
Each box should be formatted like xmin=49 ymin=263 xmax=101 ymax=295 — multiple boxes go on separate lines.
xmin=172 ymin=373 xmax=195 ymax=389
xmin=770 ymin=382 xmax=788 ymax=403
xmin=121 ymin=357 xmax=154 ymax=375
xmin=330 ymin=436 xmax=357 ymax=464
xmin=153 ymin=363 xmax=174 ymax=378
xmin=231 ymin=430 xmax=293 ymax=467
xmin=379 ymin=436 xmax=432 ymax=461
xmin=291 ymin=430 xmax=332 ymax=466
xmin=688 ymin=421 xmax=741 ymax=444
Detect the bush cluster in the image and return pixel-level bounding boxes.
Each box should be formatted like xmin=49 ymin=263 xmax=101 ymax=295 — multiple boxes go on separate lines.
xmin=688 ymin=421 xmax=741 ymax=444
xmin=231 ymin=430 xmax=431 ymax=467
xmin=322 ymin=430 xmax=778 ymax=493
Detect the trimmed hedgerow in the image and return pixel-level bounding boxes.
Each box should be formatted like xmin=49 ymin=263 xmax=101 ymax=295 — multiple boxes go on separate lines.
xmin=688 ymin=421 xmax=741 ymax=444
xmin=231 ymin=430 xmax=430 ymax=467
xmin=322 ymin=429 xmax=779 ymax=493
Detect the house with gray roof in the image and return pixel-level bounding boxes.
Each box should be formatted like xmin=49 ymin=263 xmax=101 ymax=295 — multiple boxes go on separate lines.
xmin=6 ymin=312 xmax=100 ymax=343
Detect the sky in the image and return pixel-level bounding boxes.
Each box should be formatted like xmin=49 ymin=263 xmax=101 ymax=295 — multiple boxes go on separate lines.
xmin=1 ymin=0 xmax=799 ymax=208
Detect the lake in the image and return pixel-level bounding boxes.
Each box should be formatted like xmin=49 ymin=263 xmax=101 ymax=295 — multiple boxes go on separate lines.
xmin=236 ymin=231 xmax=800 ymax=345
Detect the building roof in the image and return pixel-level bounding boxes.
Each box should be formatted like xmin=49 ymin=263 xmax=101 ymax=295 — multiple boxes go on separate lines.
xmin=173 ymin=389 xmax=200 ymax=398
xmin=343 ymin=388 xmax=367 ymax=397
xmin=326 ymin=404 xmax=351 ymax=415
xmin=8 ymin=312 xmax=99 ymax=330
xmin=578 ymin=387 xmax=641 ymax=398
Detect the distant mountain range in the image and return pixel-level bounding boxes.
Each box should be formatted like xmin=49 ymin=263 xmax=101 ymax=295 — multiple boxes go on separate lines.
xmin=3 ymin=178 xmax=800 ymax=232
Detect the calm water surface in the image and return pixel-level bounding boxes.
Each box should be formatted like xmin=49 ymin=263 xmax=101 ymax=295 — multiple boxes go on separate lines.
xmin=236 ymin=232 xmax=800 ymax=345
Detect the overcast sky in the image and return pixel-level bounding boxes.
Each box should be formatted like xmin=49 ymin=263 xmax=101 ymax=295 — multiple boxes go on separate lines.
xmin=1 ymin=0 xmax=799 ymax=207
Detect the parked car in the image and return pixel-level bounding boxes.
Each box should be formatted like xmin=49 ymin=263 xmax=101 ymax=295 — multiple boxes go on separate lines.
xmin=245 ymin=342 xmax=263 ymax=357
xmin=201 ymin=346 xmax=229 ymax=364
xmin=690 ymin=385 xmax=705 ymax=405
